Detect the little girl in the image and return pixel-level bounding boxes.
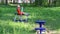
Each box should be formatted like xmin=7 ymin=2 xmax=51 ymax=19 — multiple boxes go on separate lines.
xmin=16 ymin=4 xmax=29 ymax=22
xmin=17 ymin=5 xmax=24 ymax=15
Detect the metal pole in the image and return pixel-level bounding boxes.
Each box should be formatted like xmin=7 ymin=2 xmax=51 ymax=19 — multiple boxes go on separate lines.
xmin=40 ymin=24 xmax=42 ymax=34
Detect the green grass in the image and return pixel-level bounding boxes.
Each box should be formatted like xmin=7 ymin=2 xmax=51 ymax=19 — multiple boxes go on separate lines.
xmin=0 ymin=5 xmax=60 ymax=34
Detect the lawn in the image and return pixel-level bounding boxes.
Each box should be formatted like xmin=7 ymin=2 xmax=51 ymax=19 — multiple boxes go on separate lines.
xmin=0 ymin=5 xmax=60 ymax=34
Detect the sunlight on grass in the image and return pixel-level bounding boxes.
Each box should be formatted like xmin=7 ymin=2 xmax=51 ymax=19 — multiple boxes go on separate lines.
xmin=4 ymin=13 xmax=14 ymax=17
xmin=0 ymin=5 xmax=60 ymax=34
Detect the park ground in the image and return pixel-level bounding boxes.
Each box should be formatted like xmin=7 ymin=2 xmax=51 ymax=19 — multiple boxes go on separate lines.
xmin=0 ymin=5 xmax=60 ymax=34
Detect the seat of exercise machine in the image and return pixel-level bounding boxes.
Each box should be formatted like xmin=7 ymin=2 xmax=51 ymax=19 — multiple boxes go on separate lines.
xmin=15 ymin=13 xmax=24 ymax=15
xmin=35 ymin=27 xmax=45 ymax=31
xmin=15 ymin=13 xmax=30 ymax=16
xmin=35 ymin=20 xmax=45 ymax=25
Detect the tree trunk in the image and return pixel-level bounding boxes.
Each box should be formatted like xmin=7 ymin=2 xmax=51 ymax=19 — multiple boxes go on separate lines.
xmin=1 ymin=0 xmax=4 ymax=4
xmin=6 ymin=0 xmax=8 ymax=5
xmin=53 ymin=0 xmax=56 ymax=6
xmin=30 ymin=0 xmax=31 ymax=4
xmin=48 ymin=0 xmax=52 ymax=7
xmin=39 ymin=0 xmax=42 ymax=6
xmin=35 ymin=0 xmax=38 ymax=6
xmin=13 ymin=0 xmax=15 ymax=3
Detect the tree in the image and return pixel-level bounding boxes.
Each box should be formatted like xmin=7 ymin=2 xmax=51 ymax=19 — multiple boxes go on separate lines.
xmin=35 ymin=0 xmax=43 ymax=6
xmin=39 ymin=0 xmax=43 ymax=6
xmin=52 ymin=0 xmax=56 ymax=6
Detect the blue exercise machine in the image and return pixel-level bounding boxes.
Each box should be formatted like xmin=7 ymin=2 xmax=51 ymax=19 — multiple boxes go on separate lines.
xmin=35 ymin=20 xmax=46 ymax=34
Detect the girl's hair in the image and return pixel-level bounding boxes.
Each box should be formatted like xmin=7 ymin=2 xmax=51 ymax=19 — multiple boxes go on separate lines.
xmin=17 ymin=5 xmax=20 ymax=7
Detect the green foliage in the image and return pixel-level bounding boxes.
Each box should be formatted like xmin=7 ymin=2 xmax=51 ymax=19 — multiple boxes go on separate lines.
xmin=1 ymin=0 xmax=60 ymax=7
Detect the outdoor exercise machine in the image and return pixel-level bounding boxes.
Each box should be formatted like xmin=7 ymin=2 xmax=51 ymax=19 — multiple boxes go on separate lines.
xmin=14 ymin=5 xmax=29 ymax=22
xmin=35 ymin=20 xmax=46 ymax=34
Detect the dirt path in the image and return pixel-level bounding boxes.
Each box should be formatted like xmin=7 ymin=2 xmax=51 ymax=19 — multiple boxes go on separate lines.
xmin=46 ymin=30 xmax=60 ymax=34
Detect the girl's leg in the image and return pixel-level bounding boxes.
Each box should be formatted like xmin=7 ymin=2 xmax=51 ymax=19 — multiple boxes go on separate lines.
xmin=19 ymin=15 xmax=23 ymax=22
xmin=24 ymin=13 xmax=29 ymax=22
xmin=14 ymin=14 xmax=17 ymax=21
